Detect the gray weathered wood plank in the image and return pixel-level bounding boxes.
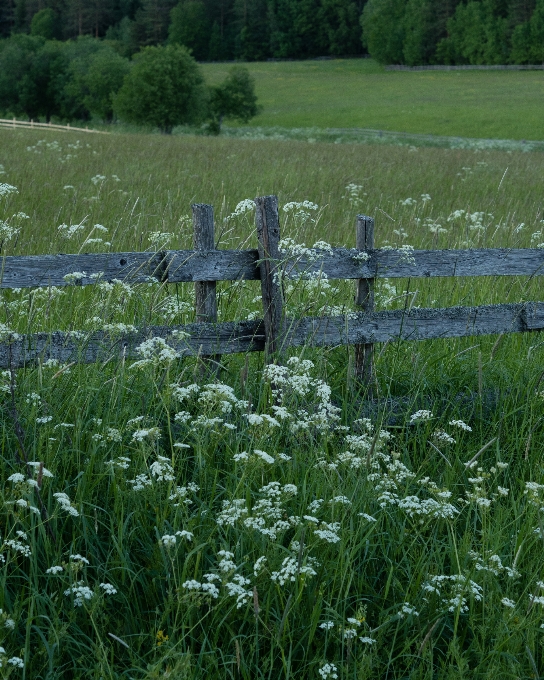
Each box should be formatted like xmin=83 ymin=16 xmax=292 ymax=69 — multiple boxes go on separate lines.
xmin=4 ymin=248 xmax=544 ymax=290
xmin=354 ymin=215 xmax=375 ymax=386
xmin=2 ymin=302 xmax=543 ymax=369
xmin=0 ymin=252 xmax=167 ymax=288
xmin=255 ymin=195 xmax=284 ymax=357
xmin=284 ymin=303 xmax=532 ymax=347
xmin=165 ymin=249 xmax=259 ymax=282
xmin=0 ymin=320 xmax=265 ymax=369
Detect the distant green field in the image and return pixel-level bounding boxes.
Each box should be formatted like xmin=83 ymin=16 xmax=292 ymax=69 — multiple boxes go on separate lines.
xmin=201 ymin=59 xmax=544 ymax=140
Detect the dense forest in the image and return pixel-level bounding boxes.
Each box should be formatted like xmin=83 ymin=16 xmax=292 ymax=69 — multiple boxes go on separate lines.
xmin=0 ymin=0 xmax=542 ymax=66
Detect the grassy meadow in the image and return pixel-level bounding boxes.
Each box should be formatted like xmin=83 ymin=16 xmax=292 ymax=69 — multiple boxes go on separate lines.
xmin=202 ymin=59 xmax=544 ymax=141
xmin=1 ymin=128 xmax=544 ymax=679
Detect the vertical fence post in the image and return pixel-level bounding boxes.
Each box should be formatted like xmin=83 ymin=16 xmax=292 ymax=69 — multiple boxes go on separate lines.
xmin=255 ymin=195 xmax=284 ymax=360
xmin=354 ymin=215 xmax=375 ymax=390
xmin=192 ymin=203 xmax=220 ymax=375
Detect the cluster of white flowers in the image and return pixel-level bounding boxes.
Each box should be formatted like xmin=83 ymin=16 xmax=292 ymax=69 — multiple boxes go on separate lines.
xmin=524 ymin=481 xmax=544 ymax=507
xmin=131 ymin=337 xmax=179 ymax=368
xmin=129 ymin=474 xmax=153 ymax=491
xmin=314 ymin=521 xmax=341 ymax=543
xmin=318 ymin=663 xmax=338 ymax=679
xmin=263 ymin=358 xmax=341 ymax=433
xmin=132 ymin=427 xmax=161 ymax=442
xmin=58 ymin=222 xmax=86 ymax=239
xmin=169 ymin=482 xmax=199 ymax=507
xmin=158 ymin=297 xmax=192 ymax=321
xmin=148 ymin=231 xmax=173 ymax=247
xmin=225 ymin=199 xmax=255 ymax=221
xmin=468 ymin=551 xmax=519 ymax=578
xmin=449 ymin=419 xmax=472 ymax=432
xmin=270 ymin=555 xmax=319 ymax=586
xmin=422 ymin=574 xmax=483 ymax=614
xmin=282 ymin=200 xmax=319 ymax=224
xmin=397 ymin=602 xmax=419 ymax=618
xmin=432 ymin=429 xmax=456 ymax=446
xmin=241 ymin=482 xmax=299 ymax=540
xmin=225 ymin=574 xmax=252 ymax=608
xmin=343 ymin=183 xmax=367 ymax=205
xmin=53 ymin=492 xmax=79 ymax=517
xmin=160 ymin=530 xmax=193 ymax=548
xmin=0 ymin=183 xmax=18 ymax=198
xmin=64 ymin=582 xmax=94 ymax=607
xmin=182 ymin=579 xmax=220 ymax=599
xmin=3 ymin=531 xmax=32 ymax=558
xmin=410 ymin=409 xmax=433 ymax=423
xmin=150 ymin=456 xmax=175 ymax=482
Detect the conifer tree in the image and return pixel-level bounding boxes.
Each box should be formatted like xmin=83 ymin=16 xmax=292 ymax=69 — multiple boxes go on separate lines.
xmin=169 ymin=1 xmax=211 ymax=60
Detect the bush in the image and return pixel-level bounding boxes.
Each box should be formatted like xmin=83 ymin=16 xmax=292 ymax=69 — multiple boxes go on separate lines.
xmin=113 ymin=44 xmax=207 ymax=133
xmin=0 ymin=34 xmax=66 ymax=121
xmin=64 ymin=42 xmax=130 ymax=122
xmin=207 ymin=66 xmax=260 ymax=134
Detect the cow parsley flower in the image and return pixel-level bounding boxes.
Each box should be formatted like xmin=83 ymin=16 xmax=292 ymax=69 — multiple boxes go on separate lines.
xmin=318 ymin=663 xmax=338 ymax=679
xmin=319 ymin=621 xmax=335 ymax=630
xmin=53 ymin=492 xmax=79 ymax=517
xmin=410 ymin=410 xmax=433 ymax=423
xmin=99 ymin=583 xmax=117 ymax=595
xmin=64 ymin=582 xmax=94 ymax=607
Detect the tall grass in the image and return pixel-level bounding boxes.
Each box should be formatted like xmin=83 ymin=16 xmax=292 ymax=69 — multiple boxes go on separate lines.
xmin=1 ymin=129 xmax=544 ymax=679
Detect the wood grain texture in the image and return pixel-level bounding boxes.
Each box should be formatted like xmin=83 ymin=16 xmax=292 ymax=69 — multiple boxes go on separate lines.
xmin=354 ymin=215 xmax=375 ymax=386
xmin=3 ymin=248 xmax=544 ymax=290
xmin=192 ymin=204 xmax=217 ymax=323
xmin=0 ymin=252 xmax=167 ymax=288
xmin=0 ymin=320 xmax=265 ymax=369
xmin=3 ymin=303 xmax=543 ymax=369
xmin=255 ymin=195 xmax=284 ymax=356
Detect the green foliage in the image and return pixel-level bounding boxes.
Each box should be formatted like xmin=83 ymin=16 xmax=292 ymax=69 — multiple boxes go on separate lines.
xmin=436 ymin=0 xmax=510 ymax=65
xmin=511 ymin=0 xmax=544 ymax=63
xmin=65 ymin=43 xmax=130 ymax=122
xmin=30 ymin=8 xmax=59 ymax=40
xmin=207 ymin=65 xmax=259 ymax=133
xmin=169 ymin=1 xmax=211 ymax=60
xmin=0 ymin=34 xmax=66 ymax=122
xmin=360 ymin=0 xmax=406 ymax=64
xmin=113 ymin=44 xmax=207 ymax=132
xmin=319 ymin=0 xmax=362 ymax=55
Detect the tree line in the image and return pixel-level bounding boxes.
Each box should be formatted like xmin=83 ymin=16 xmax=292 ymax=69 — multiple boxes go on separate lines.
xmin=0 ymin=0 xmax=365 ymax=61
xmin=0 ymin=35 xmax=259 ymax=133
xmin=362 ymin=0 xmax=544 ymax=65
xmin=0 ymin=1 xmax=542 ymax=70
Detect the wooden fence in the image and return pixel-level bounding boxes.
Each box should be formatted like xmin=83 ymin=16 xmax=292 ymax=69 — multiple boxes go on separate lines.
xmin=0 ymin=118 xmax=109 ymax=134
xmin=2 ymin=194 xmax=544 ymax=385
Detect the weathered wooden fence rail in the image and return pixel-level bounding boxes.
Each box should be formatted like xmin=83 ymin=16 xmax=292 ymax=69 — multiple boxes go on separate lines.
xmin=1 ymin=194 xmax=544 ymax=380
xmin=3 ymin=246 xmax=544 ymax=289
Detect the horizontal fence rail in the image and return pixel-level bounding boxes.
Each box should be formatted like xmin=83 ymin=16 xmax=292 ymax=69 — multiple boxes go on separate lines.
xmin=1 ymin=302 xmax=543 ymax=370
xmin=1 ymin=195 xmax=544 ymax=385
xmin=3 ymin=247 xmax=544 ymax=289
xmin=0 ymin=118 xmax=109 ymax=134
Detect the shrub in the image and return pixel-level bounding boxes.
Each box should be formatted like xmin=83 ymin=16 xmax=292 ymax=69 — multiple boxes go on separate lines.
xmin=113 ymin=44 xmax=207 ymax=133
xmin=207 ymin=65 xmax=260 ymax=134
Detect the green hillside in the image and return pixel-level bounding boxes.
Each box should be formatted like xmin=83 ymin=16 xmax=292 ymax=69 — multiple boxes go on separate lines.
xmin=202 ymin=59 xmax=544 ymax=140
